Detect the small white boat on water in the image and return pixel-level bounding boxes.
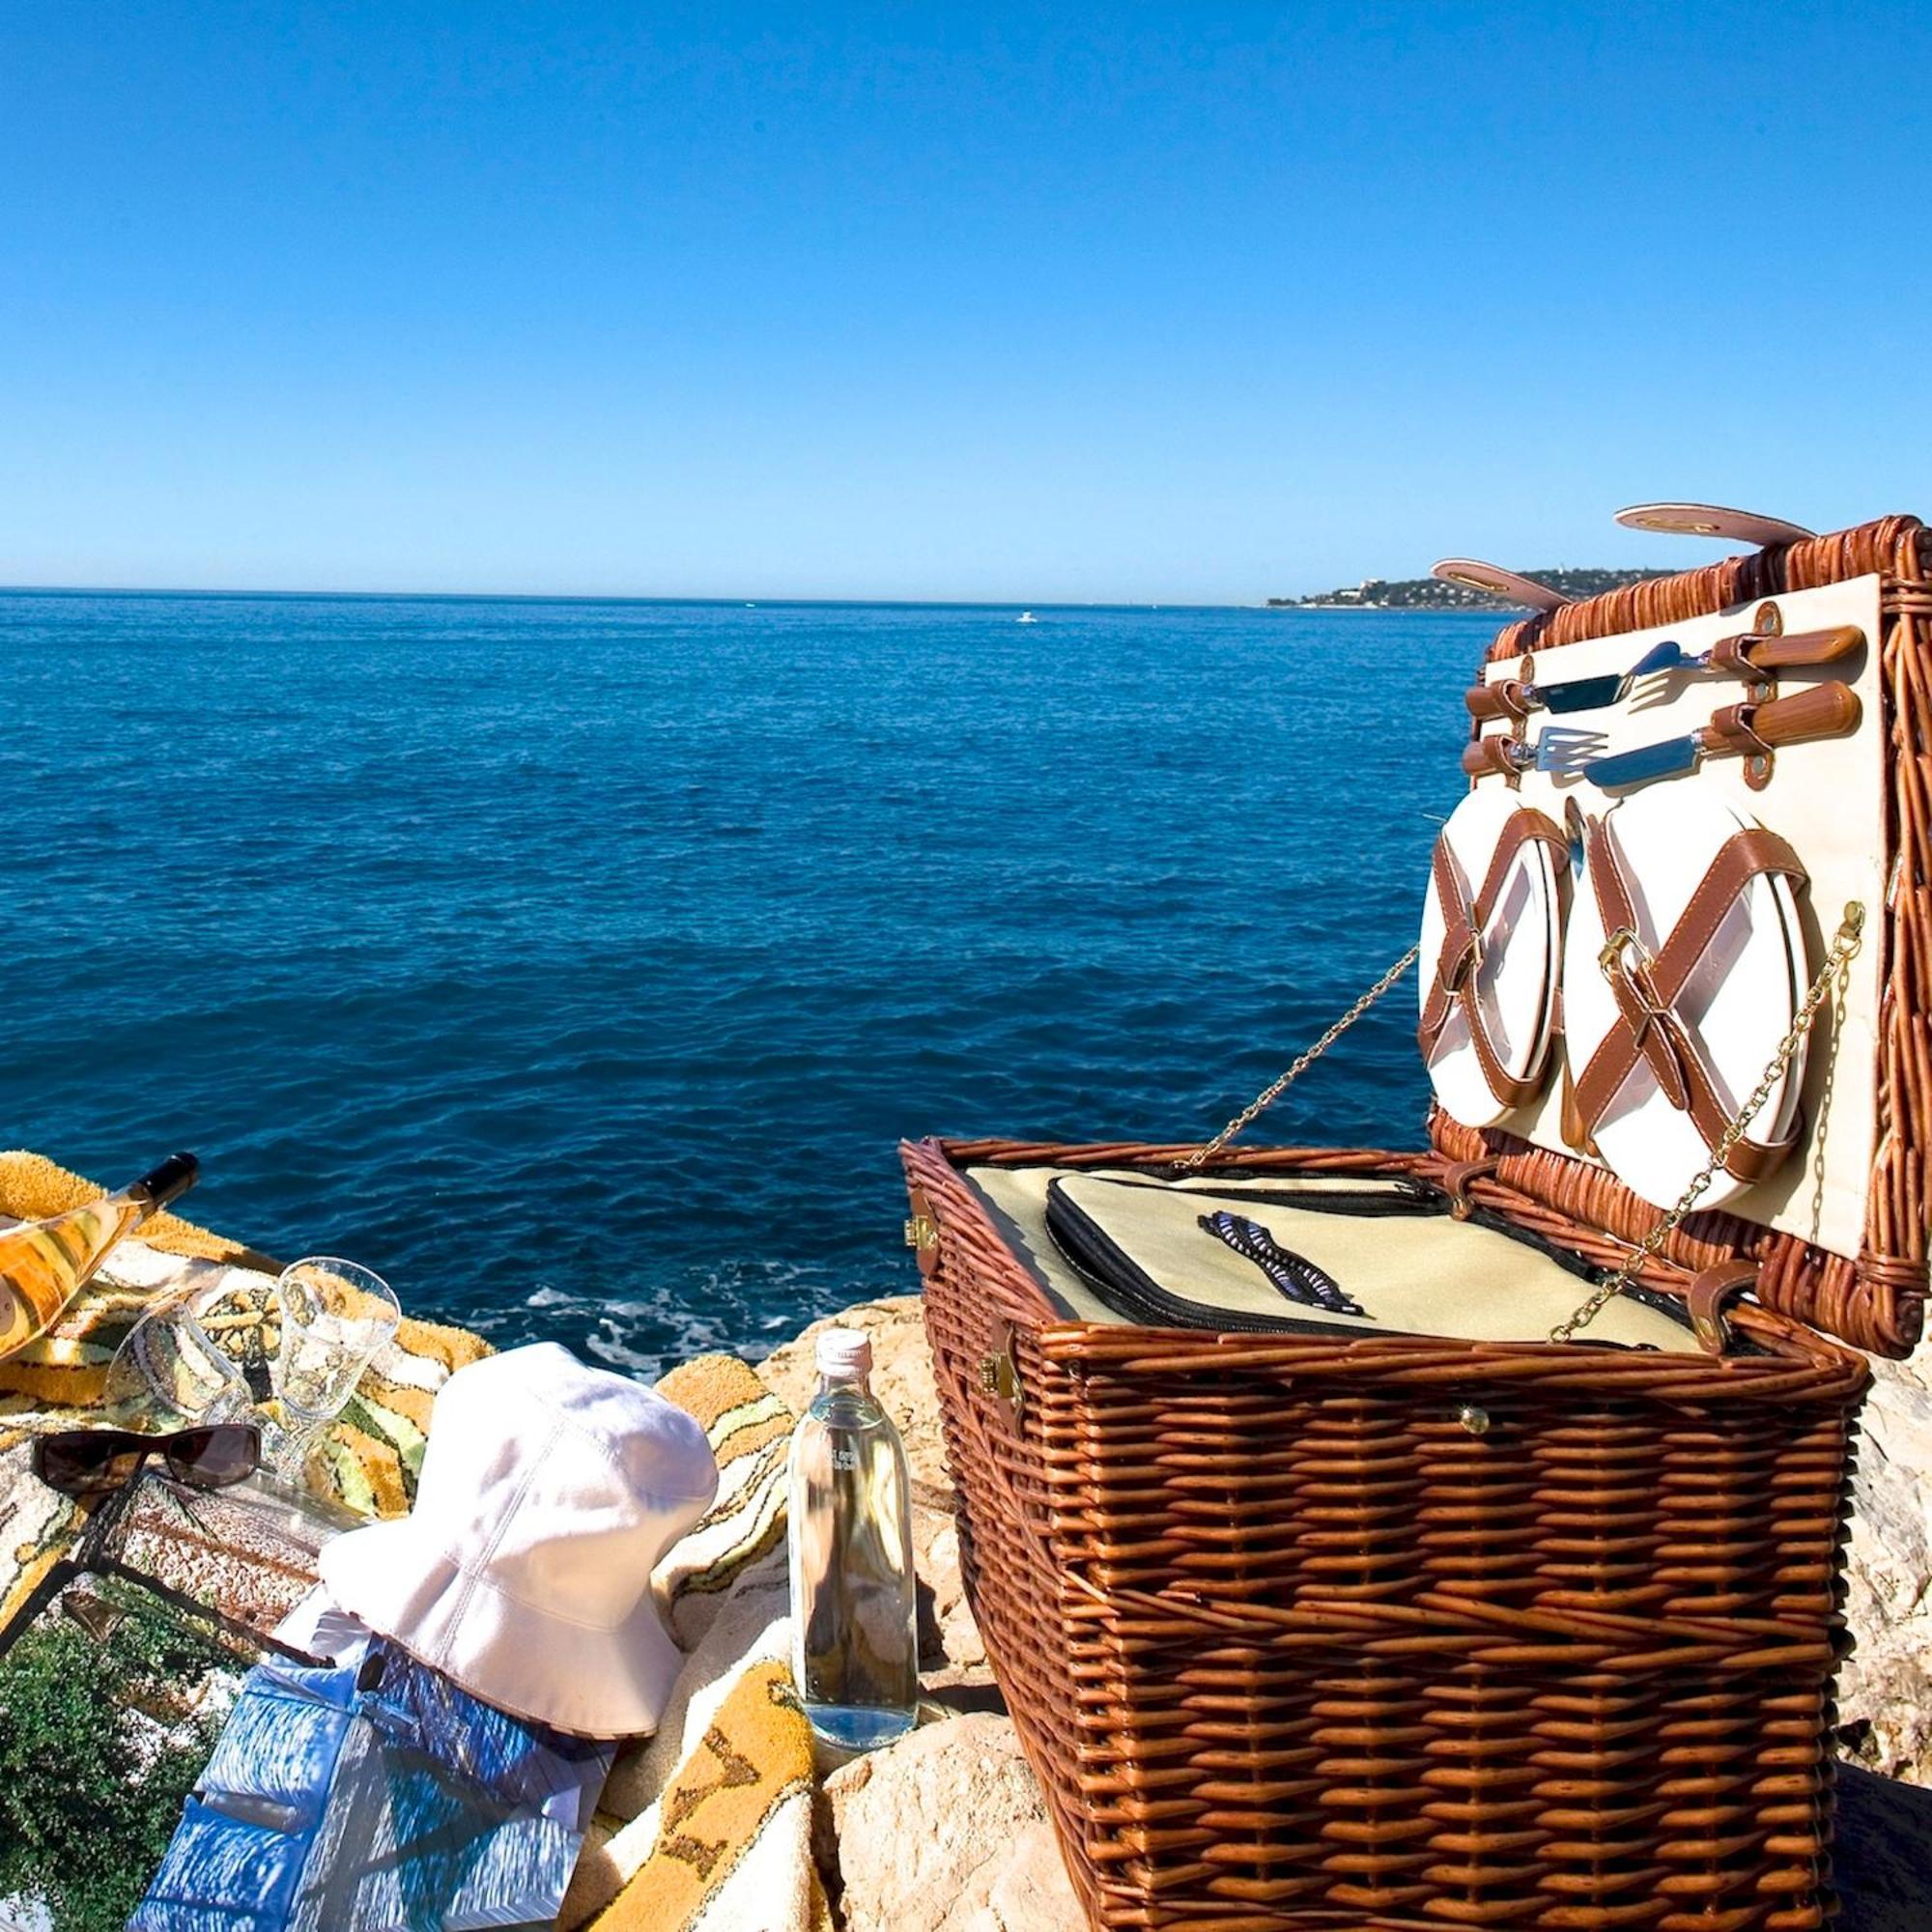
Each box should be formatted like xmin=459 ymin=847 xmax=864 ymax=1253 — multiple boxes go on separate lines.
xmin=1016 ymin=610 xmax=1038 ymax=625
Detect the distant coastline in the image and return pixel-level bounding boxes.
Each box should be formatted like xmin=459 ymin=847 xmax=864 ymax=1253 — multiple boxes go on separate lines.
xmin=1269 ymin=566 xmax=1671 ymax=611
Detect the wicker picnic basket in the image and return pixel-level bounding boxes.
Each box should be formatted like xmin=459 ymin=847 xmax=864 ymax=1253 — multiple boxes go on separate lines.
xmin=902 ymin=514 xmax=1931 ymax=1931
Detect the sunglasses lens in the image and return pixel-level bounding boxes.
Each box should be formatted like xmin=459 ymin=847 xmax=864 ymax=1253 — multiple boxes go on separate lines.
xmin=166 ymin=1426 xmax=260 ymax=1488
xmin=35 ymin=1435 xmax=146 ymax=1494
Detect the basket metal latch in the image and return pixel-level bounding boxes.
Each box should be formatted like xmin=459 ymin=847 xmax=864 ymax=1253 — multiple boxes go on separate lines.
xmin=903 ymin=1190 xmax=941 ymax=1279
xmin=977 ymin=1324 xmax=1024 ymax=1427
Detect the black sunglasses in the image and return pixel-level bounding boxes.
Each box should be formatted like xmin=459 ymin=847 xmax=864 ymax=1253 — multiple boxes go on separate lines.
xmin=31 ymin=1423 xmax=262 ymax=1498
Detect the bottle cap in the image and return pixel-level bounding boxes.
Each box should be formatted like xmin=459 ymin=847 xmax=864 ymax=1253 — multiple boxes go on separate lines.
xmin=815 ymin=1327 xmax=872 ymax=1380
xmin=134 ymin=1151 xmax=200 ymax=1210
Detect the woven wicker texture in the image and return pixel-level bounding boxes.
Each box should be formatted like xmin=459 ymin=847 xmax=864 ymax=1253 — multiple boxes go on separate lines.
xmin=903 ymin=523 xmax=1926 ymax=1927
xmin=908 ymin=1137 xmax=1866 ymax=1931
xmin=1464 ymin=516 xmax=1931 ymax=1361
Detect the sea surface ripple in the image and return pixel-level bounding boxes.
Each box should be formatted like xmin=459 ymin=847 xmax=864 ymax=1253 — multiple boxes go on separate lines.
xmin=5 ymin=592 xmax=1496 ymax=1375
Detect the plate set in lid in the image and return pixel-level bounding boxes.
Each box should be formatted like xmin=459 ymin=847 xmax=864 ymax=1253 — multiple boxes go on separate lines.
xmin=1418 ymin=781 xmax=1813 ymax=1209
xmin=1563 ymin=789 xmax=1807 ymax=1208
xmin=1416 ymin=787 xmax=1564 ymax=1131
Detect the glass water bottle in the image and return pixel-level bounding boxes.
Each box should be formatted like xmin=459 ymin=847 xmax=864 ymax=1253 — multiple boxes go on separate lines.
xmin=786 ymin=1326 xmax=918 ymax=1748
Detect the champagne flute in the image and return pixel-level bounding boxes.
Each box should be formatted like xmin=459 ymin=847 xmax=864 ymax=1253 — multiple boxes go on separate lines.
xmin=102 ymin=1281 xmax=254 ymax=1433
xmin=268 ymin=1257 xmax=400 ymax=1482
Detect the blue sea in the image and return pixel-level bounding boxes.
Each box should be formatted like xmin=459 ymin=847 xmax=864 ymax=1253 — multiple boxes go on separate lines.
xmin=6 ymin=592 xmax=1496 ymax=1374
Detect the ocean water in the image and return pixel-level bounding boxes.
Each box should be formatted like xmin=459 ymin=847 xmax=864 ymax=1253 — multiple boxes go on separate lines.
xmin=5 ymin=592 xmax=1497 ymax=1374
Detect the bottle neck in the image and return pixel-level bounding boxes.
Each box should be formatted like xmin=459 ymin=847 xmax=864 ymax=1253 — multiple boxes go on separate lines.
xmin=127 ymin=1151 xmax=200 ymax=1216
xmin=816 ymin=1369 xmax=873 ymax=1401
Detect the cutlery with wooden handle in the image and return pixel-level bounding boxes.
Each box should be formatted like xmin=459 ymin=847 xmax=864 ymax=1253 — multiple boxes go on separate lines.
xmin=1465 ymin=672 xmax=1628 ymax=723
xmin=1462 ymin=725 xmax=1607 ymax=781
xmin=1583 ymin=682 xmax=1862 ymax=792
xmin=1464 ymin=624 xmax=1865 ymax=724
xmin=1626 ymin=622 xmax=1864 ymax=686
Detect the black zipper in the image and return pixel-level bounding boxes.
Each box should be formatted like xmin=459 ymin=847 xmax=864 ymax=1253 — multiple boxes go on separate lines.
xmin=1045 ymin=1182 xmax=1361 ymax=1337
xmin=1161 ymin=1175 xmax=1445 ymax=1219
xmin=1043 ymin=1175 xmax=1695 ymax=1347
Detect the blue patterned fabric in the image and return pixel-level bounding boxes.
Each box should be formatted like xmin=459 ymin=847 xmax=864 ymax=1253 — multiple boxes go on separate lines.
xmin=128 ymin=1642 xmax=612 ymax=1932
xmin=134 ymin=1802 xmax=314 ymax=1931
xmin=194 ymin=1662 xmax=357 ymax=1833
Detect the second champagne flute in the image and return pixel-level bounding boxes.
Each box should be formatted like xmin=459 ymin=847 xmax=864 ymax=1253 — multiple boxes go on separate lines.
xmin=268 ymin=1257 xmax=400 ymax=1481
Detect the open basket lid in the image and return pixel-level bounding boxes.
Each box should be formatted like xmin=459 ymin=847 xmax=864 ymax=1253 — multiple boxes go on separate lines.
xmin=1428 ymin=514 xmax=1931 ymax=1360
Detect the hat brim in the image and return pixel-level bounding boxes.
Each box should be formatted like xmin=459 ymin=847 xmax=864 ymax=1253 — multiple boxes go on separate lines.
xmin=318 ymin=1518 xmax=684 ymax=1740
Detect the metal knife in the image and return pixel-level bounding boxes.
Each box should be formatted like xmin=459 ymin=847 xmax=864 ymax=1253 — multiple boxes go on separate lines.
xmin=1465 ymin=624 xmax=1865 ymax=724
xmin=1465 ymin=670 xmax=1631 ymax=722
xmin=1583 ymin=682 xmax=1861 ymax=792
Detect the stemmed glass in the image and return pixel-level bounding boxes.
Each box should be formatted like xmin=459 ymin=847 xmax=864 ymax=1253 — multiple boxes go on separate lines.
xmin=267 ymin=1257 xmax=400 ymax=1483
xmin=102 ymin=1281 xmax=256 ymax=1432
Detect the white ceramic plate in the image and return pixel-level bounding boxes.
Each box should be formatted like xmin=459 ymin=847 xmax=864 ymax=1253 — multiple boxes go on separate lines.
xmin=1418 ymin=787 xmax=1561 ymax=1128
xmin=1563 ymin=787 xmax=1806 ymax=1208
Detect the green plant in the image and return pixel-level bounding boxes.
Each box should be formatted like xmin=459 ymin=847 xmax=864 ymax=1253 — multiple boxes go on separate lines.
xmin=0 ymin=1580 xmax=238 ymax=1932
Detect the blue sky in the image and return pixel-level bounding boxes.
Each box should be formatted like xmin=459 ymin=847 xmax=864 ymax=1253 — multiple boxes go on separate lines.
xmin=4 ymin=3 xmax=1927 ymax=601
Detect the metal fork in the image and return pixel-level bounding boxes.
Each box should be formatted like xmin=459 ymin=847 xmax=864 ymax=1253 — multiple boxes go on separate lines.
xmin=1462 ymin=724 xmax=1608 ymax=781
xmin=1624 ymin=623 xmax=1865 ymax=703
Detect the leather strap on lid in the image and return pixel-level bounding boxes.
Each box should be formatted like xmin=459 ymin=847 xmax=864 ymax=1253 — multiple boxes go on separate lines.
xmin=1572 ymin=815 xmax=1808 ymax=1184
xmin=1418 ymin=807 xmax=1567 ymax=1110
xmin=1686 ymin=1261 xmax=1760 ymax=1357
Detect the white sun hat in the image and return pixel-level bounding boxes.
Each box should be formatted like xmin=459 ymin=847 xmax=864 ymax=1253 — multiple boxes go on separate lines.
xmin=317 ymin=1341 xmax=719 ymax=1739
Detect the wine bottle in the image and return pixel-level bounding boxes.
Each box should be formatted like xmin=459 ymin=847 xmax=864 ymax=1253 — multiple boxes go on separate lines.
xmin=0 ymin=1152 xmax=201 ymax=1362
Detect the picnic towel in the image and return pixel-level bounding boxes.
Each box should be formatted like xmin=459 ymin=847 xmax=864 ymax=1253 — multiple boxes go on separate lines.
xmin=0 ymin=1152 xmax=831 ymax=1932
xmin=565 ymin=1353 xmax=827 ymax=1932
xmin=0 ymin=1151 xmax=491 ymax=1639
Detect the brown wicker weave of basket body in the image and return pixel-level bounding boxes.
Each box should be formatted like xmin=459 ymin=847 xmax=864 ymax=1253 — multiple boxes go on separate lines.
xmin=902 ymin=519 xmax=1931 ymax=1932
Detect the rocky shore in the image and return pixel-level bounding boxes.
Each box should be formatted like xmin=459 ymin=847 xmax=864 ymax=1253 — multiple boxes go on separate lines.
xmin=772 ymin=1296 xmax=1932 ymax=1932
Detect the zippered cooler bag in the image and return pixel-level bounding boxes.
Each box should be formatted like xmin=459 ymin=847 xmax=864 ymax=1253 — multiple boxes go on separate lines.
xmin=902 ymin=514 xmax=1931 ymax=1932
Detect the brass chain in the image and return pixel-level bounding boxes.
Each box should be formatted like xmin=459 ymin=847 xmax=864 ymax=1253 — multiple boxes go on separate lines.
xmin=1175 ymin=944 xmax=1422 ymax=1175
xmin=1548 ymin=900 xmax=1866 ymax=1344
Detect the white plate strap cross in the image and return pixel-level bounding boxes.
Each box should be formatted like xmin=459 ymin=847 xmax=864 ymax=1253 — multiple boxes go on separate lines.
xmin=1573 ymin=813 xmax=1808 ymax=1185
xmin=1418 ymin=807 xmax=1567 ymax=1112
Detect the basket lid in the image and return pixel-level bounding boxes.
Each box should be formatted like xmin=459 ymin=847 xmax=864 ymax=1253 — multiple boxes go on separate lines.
xmin=1427 ymin=515 xmax=1929 ymax=1359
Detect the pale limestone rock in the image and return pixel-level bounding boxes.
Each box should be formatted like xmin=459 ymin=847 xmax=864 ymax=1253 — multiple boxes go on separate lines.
xmin=817 ymin=1714 xmax=1081 ymax=1932
xmin=763 ymin=1295 xmax=991 ymax=1691
xmin=982 ymin=1823 xmax=1086 ymax=1932
xmin=1840 ymin=1353 xmax=1932 ymax=1779
xmin=760 ymin=1296 xmax=947 ymax=1488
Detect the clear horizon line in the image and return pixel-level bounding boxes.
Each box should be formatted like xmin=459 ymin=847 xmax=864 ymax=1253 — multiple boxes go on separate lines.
xmin=0 ymin=580 xmax=1276 ymax=611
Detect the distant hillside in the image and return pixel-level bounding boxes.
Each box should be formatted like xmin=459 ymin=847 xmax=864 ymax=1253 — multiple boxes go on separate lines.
xmin=1272 ymin=566 xmax=1672 ymax=611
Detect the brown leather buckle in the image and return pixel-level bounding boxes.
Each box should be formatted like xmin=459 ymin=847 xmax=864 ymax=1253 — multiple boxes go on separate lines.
xmin=1436 ymin=925 xmax=1483 ymax=993
xmin=1441 ymin=1155 xmax=1501 ymax=1220
xmin=1597 ymin=925 xmax=1646 ymax=982
xmin=1599 ymin=927 xmax=1676 ymax=1028
xmin=1686 ymin=1262 xmax=1759 ymax=1359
